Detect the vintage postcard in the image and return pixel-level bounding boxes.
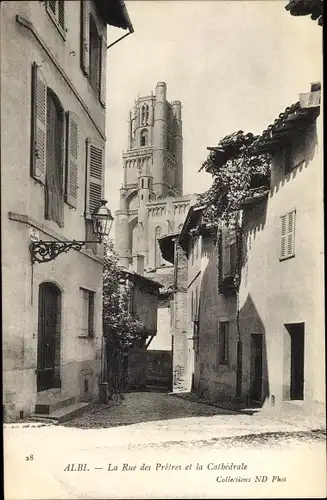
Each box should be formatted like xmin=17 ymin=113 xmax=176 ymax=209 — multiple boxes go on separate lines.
xmin=2 ymin=0 xmax=325 ymax=499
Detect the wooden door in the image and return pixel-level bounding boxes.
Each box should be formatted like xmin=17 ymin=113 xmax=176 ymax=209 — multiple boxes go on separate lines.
xmin=37 ymin=283 xmax=61 ymax=392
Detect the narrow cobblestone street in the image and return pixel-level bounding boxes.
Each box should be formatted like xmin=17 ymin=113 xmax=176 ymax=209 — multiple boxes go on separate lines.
xmin=63 ymin=391 xmax=234 ymax=428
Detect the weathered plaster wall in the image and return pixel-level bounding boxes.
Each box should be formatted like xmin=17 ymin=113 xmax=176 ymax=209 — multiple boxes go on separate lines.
xmin=1 ymin=1 xmax=107 ymax=420
xmin=239 ymin=119 xmax=325 ymax=410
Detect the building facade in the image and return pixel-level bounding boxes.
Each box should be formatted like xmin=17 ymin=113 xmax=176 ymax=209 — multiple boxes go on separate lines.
xmin=115 ymin=82 xmax=197 ymax=352
xmin=160 ymin=85 xmax=324 ymax=416
xmin=1 ymin=0 xmax=132 ymax=420
xmin=238 ymin=85 xmax=324 ymax=412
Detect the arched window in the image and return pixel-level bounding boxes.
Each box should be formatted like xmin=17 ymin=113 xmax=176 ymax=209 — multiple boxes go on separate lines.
xmin=45 ymin=89 xmax=64 ymax=226
xmin=141 ymin=104 xmax=149 ymax=125
xmin=155 ymin=226 xmax=162 ymax=267
xmin=147 ymin=178 xmax=150 ymax=188
xmin=140 ymin=129 xmax=148 ymax=147
xmin=141 ymin=179 xmax=144 ymax=188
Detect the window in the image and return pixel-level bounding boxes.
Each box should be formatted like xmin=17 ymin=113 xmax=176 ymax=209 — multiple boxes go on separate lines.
xmin=155 ymin=226 xmax=162 ymax=267
xmin=141 ymin=104 xmax=149 ymax=125
xmin=221 ymin=227 xmax=237 ymax=279
xmin=46 ymin=1 xmax=66 ymax=37
xmin=218 ymin=321 xmax=229 ymax=365
xmin=30 ymin=63 xmax=80 ymax=223
xmin=190 ymin=291 xmax=194 ymax=320
xmin=280 ymin=210 xmax=296 ymax=260
xmin=89 ymin=15 xmax=101 ymax=94
xmin=80 ymin=288 xmax=95 ymax=337
xmin=80 ymin=4 xmax=106 ymax=106
xmin=45 ymin=89 xmax=64 ymax=226
xmin=147 ymin=179 xmax=151 ymax=189
xmin=85 ymin=139 xmax=104 ymax=250
xmin=140 ymin=129 xmax=148 ymax=147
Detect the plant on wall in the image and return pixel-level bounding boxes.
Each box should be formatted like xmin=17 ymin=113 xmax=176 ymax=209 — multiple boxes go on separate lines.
xmin=102 ymin=239 xmax=147 ymax=395
xmin=198 ymin=130 xmax=271 ymax=227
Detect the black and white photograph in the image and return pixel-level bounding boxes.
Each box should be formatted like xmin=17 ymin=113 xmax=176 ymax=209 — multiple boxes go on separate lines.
xmin=2 ymin=0 xmax=325 ymax=498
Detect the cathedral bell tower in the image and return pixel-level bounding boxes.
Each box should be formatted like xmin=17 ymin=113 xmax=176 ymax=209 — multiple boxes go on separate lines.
xmin=115 ymin=82 xmax=183 ymax=270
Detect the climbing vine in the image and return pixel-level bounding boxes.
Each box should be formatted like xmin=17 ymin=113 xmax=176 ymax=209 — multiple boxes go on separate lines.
xmin=195 ymin=131 xmax=272 ymax=290
xmin=198 ymin=131 xmax=271 ymax=227
xmin=102 ymin=239 xmax=147 ymax=394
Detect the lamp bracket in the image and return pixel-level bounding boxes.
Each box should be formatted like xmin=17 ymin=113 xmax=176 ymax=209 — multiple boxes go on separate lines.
xmin=30 ymin=240 xmax=99 ymax=264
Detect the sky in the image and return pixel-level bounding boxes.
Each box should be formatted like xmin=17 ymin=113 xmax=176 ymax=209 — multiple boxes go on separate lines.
xmin=105 ymin=0 xmax=322 ymax=217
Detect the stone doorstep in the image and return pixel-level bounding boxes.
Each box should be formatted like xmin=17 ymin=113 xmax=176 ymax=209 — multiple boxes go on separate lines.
xmin=35 ymin=394 xmax=76 ymax=415
xmin=30 ymin=401 xmax=93 ymax=424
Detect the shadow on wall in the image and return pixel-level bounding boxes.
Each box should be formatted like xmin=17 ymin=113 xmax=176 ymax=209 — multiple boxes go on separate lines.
xmin=195 ymin=236 xmax=239 ymax=404
xmin=242 ymin=197 xmax=268 ymax=273
xmin=238 ymin=293 xmax=270 ymax=408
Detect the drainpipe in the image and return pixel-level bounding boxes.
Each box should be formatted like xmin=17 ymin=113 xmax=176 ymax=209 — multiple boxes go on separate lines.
xmin=235 ymin=211 xmax=243 ymax=399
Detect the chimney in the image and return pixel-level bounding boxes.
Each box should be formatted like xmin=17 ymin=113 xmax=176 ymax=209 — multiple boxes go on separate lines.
xmin=133 ymin=254 xmax=145 ymax=276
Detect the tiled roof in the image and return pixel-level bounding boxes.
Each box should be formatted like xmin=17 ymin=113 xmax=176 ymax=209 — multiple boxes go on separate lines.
xmin=251 ymin=90 xmax=321 ymax=154
xmin=144 ymin=270 xmax=174 ymax=295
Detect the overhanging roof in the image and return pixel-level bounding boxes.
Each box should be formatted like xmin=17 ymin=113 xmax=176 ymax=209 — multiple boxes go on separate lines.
xmin=178 ymin=205 xmax=205 ymax=254
xmin=95 ymin=0 xmax=134 ymax=30
xmin=119 ymin=269 xmax=162 ymax=290
xmin=251 ymin=88 xmax=321 ymax=154
xmin=158 ymin=233 xmax=179 ymax=265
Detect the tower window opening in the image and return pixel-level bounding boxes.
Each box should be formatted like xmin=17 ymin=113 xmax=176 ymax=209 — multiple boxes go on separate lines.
xmin=140 ymin=129 xmax=148 ymax=147
xmin=141 ymin=179 xmax=144 ymax=188
xmin=141 ymin=195 xmax=144 ymax=200
xmin=141 ymin=104 xmax=149 ymax=125
xmin=148 ymin=179 xmax=150 ymax=188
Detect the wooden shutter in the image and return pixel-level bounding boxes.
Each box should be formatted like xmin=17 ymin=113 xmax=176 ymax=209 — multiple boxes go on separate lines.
xmin=80 ymin=0 xmax=90 ymax=76
xmin=280 ymin=214 xmax=287 ymax=258
xmin=65 ymin=111 xmax=79 ymax=208
xmin=31 ymin=62 xmax=47 ymax=185
xmin=58 ymin=1 xmax=65 ymax=31
xmin=222 ymin=227 xmax=234 ymax=278
xmin=287 ymin=210 xmax=295 ymax=257
xmin=47 ymin=0 xmax=57 ymax=15
xmin=85 ymin=139 xmax=104 ymax=217
xmin=99 ymin=35 xmax=107 ymax=107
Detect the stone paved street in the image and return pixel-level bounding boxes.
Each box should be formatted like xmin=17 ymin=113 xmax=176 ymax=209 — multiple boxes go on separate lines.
xmin=63 ymin=391 xmax=234 ymax=428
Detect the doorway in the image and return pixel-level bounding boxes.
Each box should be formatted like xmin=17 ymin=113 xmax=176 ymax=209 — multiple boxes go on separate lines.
xmin=37 ymin=282 xmax=62 ymax=392
xmin=250 ymin=334 xmax=263 ymax=402
xmin=288 ymin=323 xmax=305 ymax=400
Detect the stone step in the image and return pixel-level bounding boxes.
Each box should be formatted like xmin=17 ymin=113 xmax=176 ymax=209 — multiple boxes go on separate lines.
xmin=146 ymin=384 xmax=169 ymax=393
xmin=35 ymin=394 xmax=76 ymax=415
xmin=31 ymin=402 xmax=92 ymax=423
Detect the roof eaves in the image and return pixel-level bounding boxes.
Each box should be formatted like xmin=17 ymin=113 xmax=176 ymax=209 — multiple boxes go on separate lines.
xmin=95 ymin=0 xmax=134 ymax=30
xmin=251 ymin=90 xmax=320 ymax=154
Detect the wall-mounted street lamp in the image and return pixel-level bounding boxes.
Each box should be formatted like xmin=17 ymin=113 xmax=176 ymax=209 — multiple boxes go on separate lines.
xmin=30 ymin=200 xmax=114 ymax=264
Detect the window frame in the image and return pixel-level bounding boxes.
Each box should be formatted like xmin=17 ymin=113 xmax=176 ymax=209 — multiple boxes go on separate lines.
xmin=279 ymin=209 xmax=296 ymax=261
xmin=88 ymin=13 xmax=101 ymax=96
xmin=45 ymin=87 xmax=65 ymax=227
xmin=79 ymin=287 xmax=95 ymax=338
xmin=46 ymin=1 xmax=66 ymax=40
